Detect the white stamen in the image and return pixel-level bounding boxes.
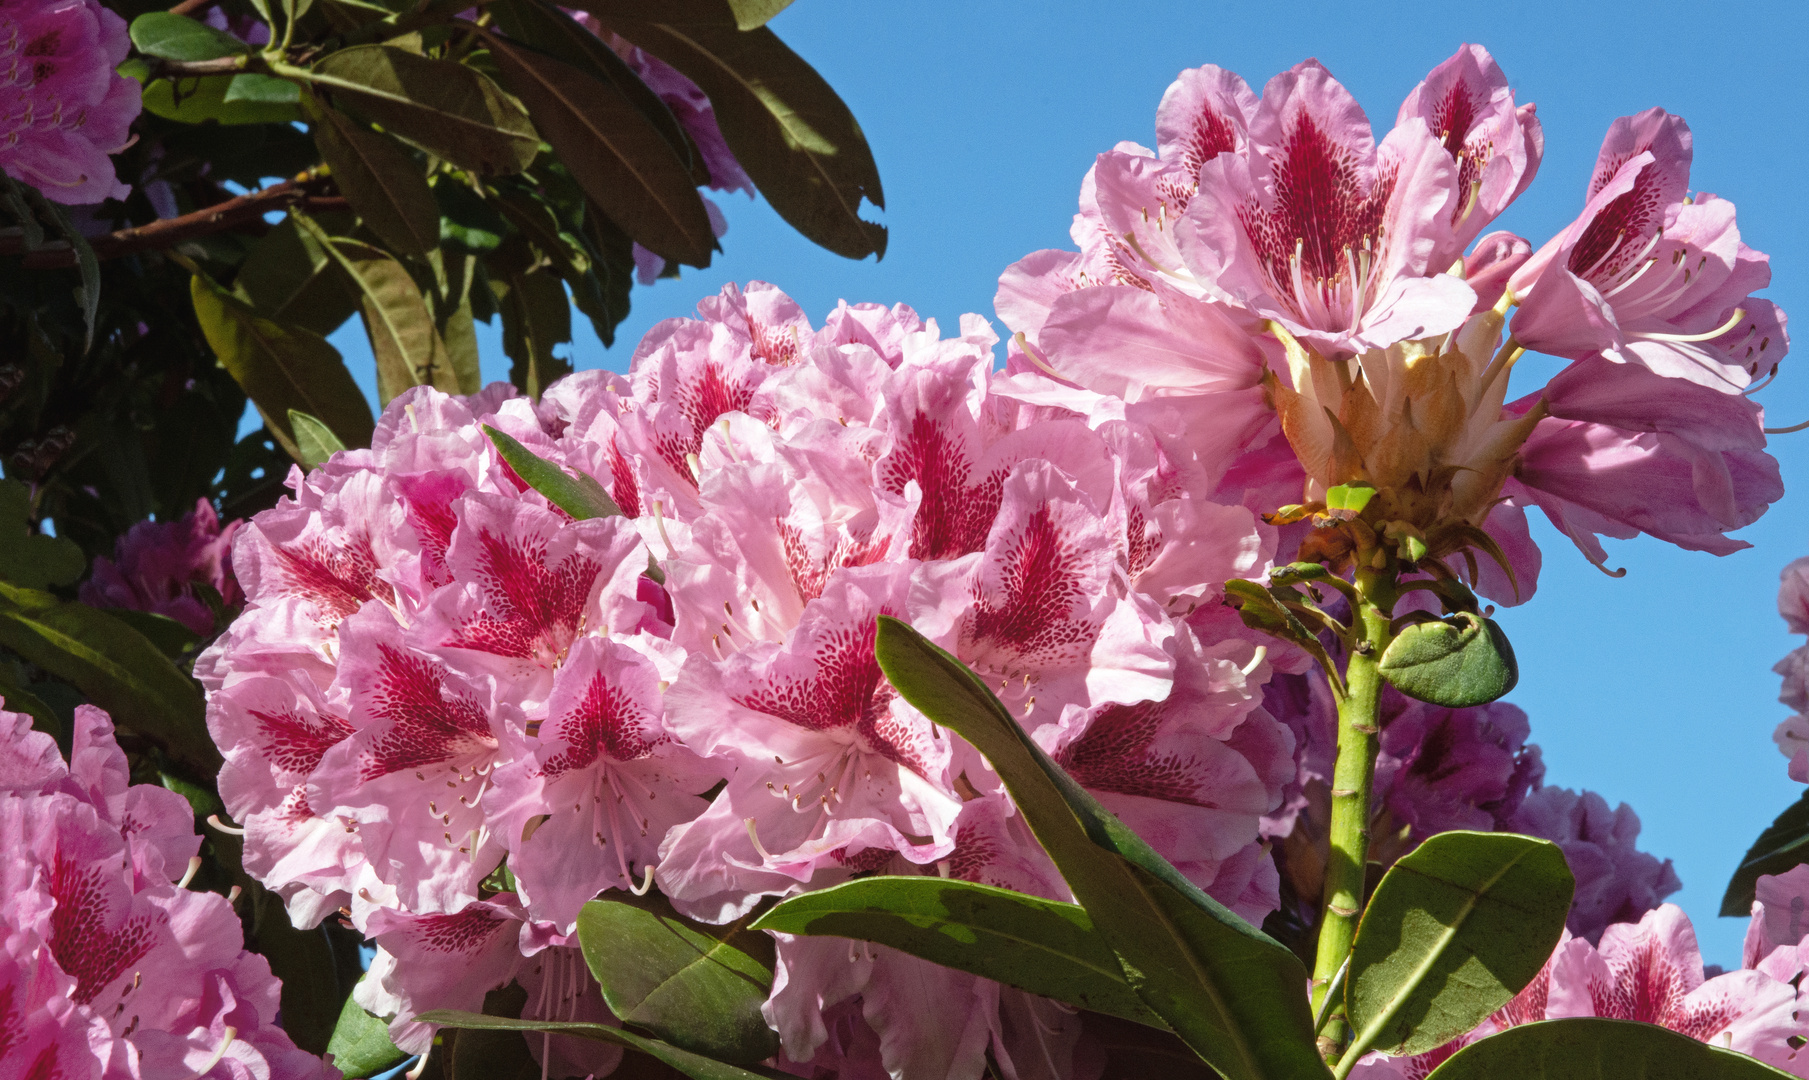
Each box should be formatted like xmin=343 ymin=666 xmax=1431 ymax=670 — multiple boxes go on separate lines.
xmin=206 ymin=815 xmax=245 ymax=836
xmin=744 ymin=818 xmax=773 ymax=861
xmin=179 ymin=1026 xmax=237 ymax=1080
xmin=629 ymin=864 xmax=656 ymax=896
xmin=1629 ymin=307 xmax=1745 ymax=344
xmin=1239 ymin=645 xmax=1269 ymax=678
xmin=177 ymin=856 xmax=203 ymax=889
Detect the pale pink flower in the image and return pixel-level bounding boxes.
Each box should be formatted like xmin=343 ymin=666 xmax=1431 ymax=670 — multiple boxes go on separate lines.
xmin=1508 ymin=110 xmax=1787 ymax=393
xmin=81 ymin=498 xmax=243 ymax=637
xmin=0 ymin=0 xmax=140 ymax=204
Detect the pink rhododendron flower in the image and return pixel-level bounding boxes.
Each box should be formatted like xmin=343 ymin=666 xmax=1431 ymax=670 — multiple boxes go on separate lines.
xmin=1508 ymin=786 xmax=1680 ymax=943
xmin=996 ymin=44 xmax=1787 ymax=593
xmin=1774 ymin=556 xmax=1809 ymax=783
xmin=0 ymin=702 xmax=335 ymax=1079
xmin=0 ymin=0 xmax=140 ymax=203
xmin=82 ymin=497 xmax=243 ymax=637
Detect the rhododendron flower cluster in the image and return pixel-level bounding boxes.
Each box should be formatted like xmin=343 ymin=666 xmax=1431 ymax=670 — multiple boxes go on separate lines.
xmin=198 ymin=279 xmax=1307 ymax=1078
xmin=80 ymin=496 xmax=244 ymax=636
xmin=998 ymin=44 xmax=1787 ymax=595
xmin=0 ymin=702 xmax=333 ymax=1079
xmin=1774 ymin=554 xmax=1809 ymax=783
xmin=0 ymin=0 xmax=140 ymax=204
xmin=1353 ymin=866 xmax=1809 ymax=1078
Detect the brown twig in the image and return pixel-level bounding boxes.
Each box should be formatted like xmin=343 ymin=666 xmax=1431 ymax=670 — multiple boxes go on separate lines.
xmin=2 ymin=176 xmax=349 ymax=269
xmin=148 ymin=56 xmax=253 ymax=77
xmin=167 ymin=0 xmax=214 ymax=14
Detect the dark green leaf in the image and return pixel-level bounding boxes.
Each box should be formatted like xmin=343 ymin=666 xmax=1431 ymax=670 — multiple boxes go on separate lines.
xmin=586 ymin=0 xmax=793 ymax=31
xmin=483 ymin=425 xmax=620 ymax=519
xmin=495 ymin=267 xmax=571 ymax=400
xmin=234 ymin=216 xmax=361 ymax=337
xmin=191 ymin=272 xmax=376 ymax=459
xmin=304 ymin=94 xmax=440 ymax=257
xmin=0 ymin=581 xmax=216 ymax=773
xmin=101 ymin=609 xmax=201 ymax=658
xmin=0 ymin=665 xmax=62 ymax=742
xmin=490 ymin=0 xmax=700 ymax=180
xmin=417 ymin=1010 xmax=783 ymax=1080
xmin=247 ymin=888 xmax=356 ymax=1056
xmin=1378 ymin=612 xmax=1518 ymax=708
xmin=576 ymin=895 xmax=778 ymax=1064
xmin=303 ymin=46 xmax=540 ymax=176
xmin=1723 ymin=788 xmax=1809 ymax=916
xmin=751 ymin=876 xmax=1164 ymax=1028
xmin=428 ymin=249 xmax=484 ymax=396
xmin=143 ymin=74 xmax=303 ymax=125
xmin=483 ymin=32 xmax=715 ymax=266
xmin=1343 ymin=832 xmax=1573 ymax=1062
xmin=326 ymin=980 xmax=409 ymax=1079
xmin=129 ymin=12 xmax=250 ymax=61
xmin=0 ymin=479 xmax=84 ymax=589
xmin=1422 ymin=1019 xmax=1796 ymax=1079
xmin=289 ymin=409 xmax=348 ymax=469
xmin=434 ymin=179 xmax=510 ymax=252
xmin=581 ymin=13 xmax=885 ymax=259
xmin=872 ymin=617 xmax=1328 ymax=1080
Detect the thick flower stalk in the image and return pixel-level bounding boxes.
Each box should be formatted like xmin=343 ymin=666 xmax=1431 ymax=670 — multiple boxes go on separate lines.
xmin=0 ymin=0 xmax=141 ymax=203
xmin=0 ymin=703 xmax=335 ymax=1079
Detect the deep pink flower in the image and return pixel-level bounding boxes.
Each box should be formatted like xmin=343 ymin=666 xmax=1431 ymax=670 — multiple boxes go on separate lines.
xmin=0 ymin=701 xmax=336 ymax=1079
xmin=1509 ymin=787 xmax=1680 ymax=943
xmin=82 ymin=498 xmax=243 ymax=637
xmin=0 ymin=0 xmax=139 ymax=204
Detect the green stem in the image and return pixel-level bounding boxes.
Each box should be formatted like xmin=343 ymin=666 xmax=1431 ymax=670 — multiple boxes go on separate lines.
xmin=1309 ymin=563 xmax=1395 ymax=1061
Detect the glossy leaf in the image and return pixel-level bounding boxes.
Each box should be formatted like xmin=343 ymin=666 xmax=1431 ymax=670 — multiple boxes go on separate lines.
xmin=872 ymin=617 xmax=1328 ymax=1080
xmin=1422 ymin=1019 xmax=1796 ymax=1079
xmin=1342 ymin=832 xmax=1573 ymax=1064
xmin=129 ymin=12 xmax=249 ymax=60
xmin=428 ymin=250 xmax=484 ymax=395
xmin=326 ymin=982 xmax=408 ymax=1079
xmin=190 ymin=273 xmax=376 ymax=460
xmin=0 ymin=479 xmax=84 ymax=589
xmin=576 ymin=895 xmax=778 ymax=1064
xmin=0 ymin=580 xmax=216 ymax=773
xmin=751 ymin=876 xmax=1164 ymax=1027
xmin=142 ymin=74 xmax=303 ymax=125
xmin=304 ymin=94 xmax=439 ymax=257
xmin=102 ymin=609 xmax=200 ymax=658
xmin=1722 ymin=788 xmax=1809 ymax=916
xmin=495 ymin=267 xmax=572 ymax=400
xmin=304 ymin=46 xmax=539 ymax=175
xmin=489 ymin=0 xmax=699 ymax=178
xmin=416 ymin=1010 xmax=779 ymax=1080
xmin=289 ymin=410 xmax=347 ymax=469
xmin=1378 ymin=612 xmax=1518 ymax=708
xmin=484 ymin=33 xmax=715 ymax=265
xmin=583 ymin=12 xmax=886 ymax=259
xmin=482 ymin=425 xmax=620 ymax=519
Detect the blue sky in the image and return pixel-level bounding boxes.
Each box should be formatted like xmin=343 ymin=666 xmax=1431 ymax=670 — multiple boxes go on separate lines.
xmin=325 ymin=0 xmax=1809 ymax=964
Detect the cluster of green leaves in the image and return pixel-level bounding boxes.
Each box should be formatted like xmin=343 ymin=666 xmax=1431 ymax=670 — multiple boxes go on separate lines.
xmin=122 ymin=0 xmax=884 ymax=464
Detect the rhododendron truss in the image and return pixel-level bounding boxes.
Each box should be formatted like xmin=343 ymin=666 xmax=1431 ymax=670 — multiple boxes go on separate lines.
xmin=996 ymin=41 xmax=1788 ymax=1065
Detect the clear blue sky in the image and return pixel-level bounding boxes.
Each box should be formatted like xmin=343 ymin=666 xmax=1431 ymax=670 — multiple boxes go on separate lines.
xmin=323 ymin=0 xmax=1809 ymax=965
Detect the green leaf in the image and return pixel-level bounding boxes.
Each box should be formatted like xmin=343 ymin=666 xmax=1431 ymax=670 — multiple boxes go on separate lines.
xmin=326 ymin=980 xmax=408 ymax=1079
xmin=482 ymin=425 xmax=620 ymax=519
xmin=722 ymin=0 xmax=792 ymax=29
xmin=751 ymin=875 xmax=1164 ymax=1028
xmin=1722 ymin=788 xmax=1809 ymax=916
xmin=291 ymin=212 xmax=456 ymax=404
xmin=1422 ymin=1019 xmax=1796 ymax=1079
xmin=495 ymin=267 xmax=571 ymax=400
xmin=302 ymin=46 xmax=540 ymax=176
xmin=1377 ymin=612 xmax=1518 ymax=708
xmin=1324 ymin=483 xmax=1377 ymax=516
xmin=0 ymin=580 xmax=216 ymax=773
xmin=191 ymin=272 xmax=376 ymax=460
xmin=1341 ymin=832 xmax=1573 ymax=1067
xmin=587 ymin=0 xmax=793 ymax=31
xmin=234 ymin=216 xmax=361 ymax=337
xmin=581 ymin=12 xmax=886 ymax=259
xmin=304 ymin=94 xmax=440 ymax=257
xmin=434 ymin=178 xmax=510 ymax=252
xmin=129 ymin=12 xmax=250 ymax=60
xmin=417 ymin=1010 xmax=783 ymax=1080
xmin=483 ymin=32 xmax=716 ymax=266
xmin=427 ymin=249 xmax=484 ymax=396
xmin=289 ymin=409 xmax=348 ymax=469
xmin=143 ymin=74 xmax=303 ymax=125
xmin=576 ymin=895 xmax=778 ymax=1064
xmin=1222 ymin=578 xmax=1340 ymax=685
xmin=0 ymin=479 xmax=84 ymax=589
xmin=872 ymin=617 xmax=1328 ymax=1080
xmin=101 ymin=609 xmax=201 ymax=658
xmin=489 ymin=0 xmax=700 ymax=179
